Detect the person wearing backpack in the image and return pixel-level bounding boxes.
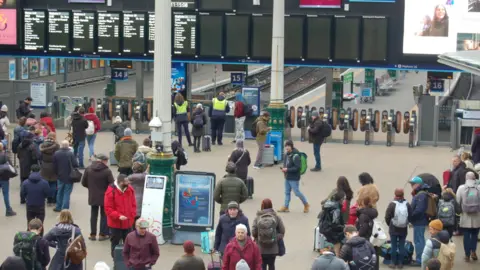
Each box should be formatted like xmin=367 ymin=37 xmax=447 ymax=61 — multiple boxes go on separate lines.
xmin=173 ymin=93 xmax=193 ymax=147
xmin=321 ymin=176 xmax=354 ymax=224
xmin=83 ymin=108 xmax=101 ymax=161
xmin=12 ymin=117 xmax=27 ymax=155
xmin=132 ymin=138 xmax=154 ymax=171
xmin=339 ymin=225 xmax=377 ymax=270
xmin=421 ymin=221 xmax=450 ymax=269
xmin=437 ymin=189 xmax=461 ymax=238
xmin=319 ymin=191 xmax=346 ymax=256
xmin=190 ymin=104 xmax=207 ymax=153
xmin=252 ymin=111 xmax=271 ymax=169
xmin=228 ymin=140 xmax=251 ymax=183
xmin=307 ymin=110 xmax=326 ymax=172
xmin=311 ymin=242 xmax=349 ymax=270
xmin=278 ymin=140 xmax=310 ymax=213
xmin=233 ymin=91 xmax=248 ymax=143
xmin=172 ymin=140 xmax=188 ymax=171
xmin=384 ymin=188 xmax=412 ymax=269
xmin=456 ymin=171 xmax=480 ymax=262
xmin=13 ymin=218 xmax=50 ymax=270
xmin=252 ymin=198 xmax=286 ymax=270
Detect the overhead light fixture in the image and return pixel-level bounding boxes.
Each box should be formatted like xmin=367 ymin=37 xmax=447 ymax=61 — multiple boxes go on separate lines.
xmin=253 ymin=0 xmax=261 ymax=6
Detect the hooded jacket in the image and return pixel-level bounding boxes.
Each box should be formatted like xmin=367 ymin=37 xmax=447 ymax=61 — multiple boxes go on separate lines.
xmin=81 ymin=161 xmax=115 ymax=206
xmin=385 ymin=198 xmax=413 ymax=236
xmin=128 ymin=172 xmax=146 ymax=216
xmin=411 ymin=184 xmax=431 ymax=226
xmin=283 ymin=148 xmax=302 ymax=181
xmin=214 ymin=210 xmax=251 ymax=253
xmin=456 ymin=179 xmax=480 ymax=229
xmin=21 ymin=172 xmax=50 ymax=207
xmin=53 ymin=148 xmax=78 ymax=184
xmin=43 ymin=223 xmax=84 ymax=270
xmin=17 ymin=134 xmax=40 ymax=179
xmin=255 ymin=116 xmax=269 ymax=142
xmin=173 ymin=100 xmax=190 ymax=123
xmin=114 ymin=136 xmax=139 ymax=169
xmin=111 ymin=122 xmax=129 ymax=143
xmin=70 ymin=112 xmax=88 ymax=142
xmin=355 ymin=207 xmax=378 ymax=239
xmin=308 ymin=117 xmax=325 ymax=145
xmin=421 ymin=230 xmax=450 ymax=270
xmin=213 ymin=173 xmax=248 ymax=212
xmin=338 ymin=235 xmax=376 ymax=266
xmin=40 ymin=116 xmax=56 ymax=133
xmin=104 ymin=182 xmax=137 ymax=229
xmin=252 ymin=208 xmax=286 ymax=255
xmin=40 ymin=140 xmax=60 ymax=182
xmin=83 ymin=113 xmax=101 ymax=134
xmin=191 ymin=108 xmax=207 ymax=137
xmin=228 ymin=147 xmax=251 ymax=180
xmin=311 ymin=252 xmax=349 ymax=270
xmin=222 ymin=237 xmax=262 ymax=270
xmin=172 ymin=141 xmax=187 ymax=170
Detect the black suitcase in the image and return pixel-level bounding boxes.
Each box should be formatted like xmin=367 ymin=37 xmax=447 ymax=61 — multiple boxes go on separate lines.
xmin=114 ymin=244 xmax=128 ymax=270
xmin=203 ymin=135 xmax=212 ymax=152
xmin=246 ymin=176 xmax=254 ymax=199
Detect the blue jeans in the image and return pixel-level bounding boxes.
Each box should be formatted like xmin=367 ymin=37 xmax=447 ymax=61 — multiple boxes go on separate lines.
xmin=413 ymin=225 xmax=426 ymax=263
xmin=73 ymin=139 xmax=86 ymax=167
xmin=313 ymin=144 xmax=321 ymax=169
xmin=463 ymin=228 xmax=480 ymax=257
xmin=86 ymin=134 xmax=97 ymax=158
xmin=390 ymin=234 xmax=406 ymax=265
xmin=284 ymin=180 xmax=308 ymax=208
xmin=47 ymin=181 xmax=57 ymax=203
xmin=0 ymin=180 xmax=12 ymax=212
xmin=55 ymin=181 xmax=73 ymax=210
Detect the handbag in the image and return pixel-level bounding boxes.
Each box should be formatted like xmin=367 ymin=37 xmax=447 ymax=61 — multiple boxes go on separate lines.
xmin=69 ymin=156 xmax=82 ymax=183
xmin=278 ymin=238 xmax=286 ymax=256
xmin=65 ymin=227 xmax=87 ymax=267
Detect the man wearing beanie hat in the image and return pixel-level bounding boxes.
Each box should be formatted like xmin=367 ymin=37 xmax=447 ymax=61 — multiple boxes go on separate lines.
xmin=171 ymin=240 xmax=206 ymax=270
xmin=71 ymin=106 xmax=89 ymax=168
xmin=308 ymin=109 xmax=327 ymax=172
xmin=214 ymin=162 xmax=248 ymax=213
xmin=421 ymin=221 xmax=450 ymax=269
xmin=409 ymin=176 xmax=431 ymax=266
xmin=214 ymin=201 xmax=251 ymax=257
xmin=114 ymin=128 xmax=138 ymax=176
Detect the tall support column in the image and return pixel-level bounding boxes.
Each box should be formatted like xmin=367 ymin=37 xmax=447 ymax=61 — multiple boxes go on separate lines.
xmin=325 ymin=69 xmax=333 ymax=108
xmin=147 ymin=0 xmax=176 ymax=242
xmin=332 ymin=68 xmax=343 ymax=112
xmin=266 ymin=0 xmax=286 ymax=158
xmin=135 ymin=62 xmax=144 ymax=102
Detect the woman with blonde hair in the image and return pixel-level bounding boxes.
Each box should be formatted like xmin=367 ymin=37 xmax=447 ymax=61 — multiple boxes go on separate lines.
xmin=173 ymin=93 xmax=192 ymax=147
xmin=461 ymin=151 xmax=474 ymax=169
xmin=44 ymin=210 xmax=85 ymax=269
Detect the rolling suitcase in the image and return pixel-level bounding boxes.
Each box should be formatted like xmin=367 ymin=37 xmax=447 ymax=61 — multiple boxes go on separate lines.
xmin=208 ymin=252 xmax=222 ymax=270
xmin=313 ymin=226 xmax=326 ymax=251
xmin=246 ymin=176 xmax=254 ymax=199
xmin=114 ymin=244 xmax=128 ymax=270
xmin=203 ymin=135 xmax=212 ymax=152
xmin=261 ymin=144 xmax=275 ymax=166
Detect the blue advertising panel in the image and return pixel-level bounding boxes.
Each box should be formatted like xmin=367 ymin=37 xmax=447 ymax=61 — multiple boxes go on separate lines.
xmin=242 ymin=87 xmax=261 ymax=116
xmin=172 ymin=62 xmax=187 ymax=99
xmin=174 ymin=171 xmax=216 ymax=230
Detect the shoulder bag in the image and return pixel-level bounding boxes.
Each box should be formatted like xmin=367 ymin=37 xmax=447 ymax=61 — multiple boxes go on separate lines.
xmin=69 ymin=154 xmax=82 ymax=183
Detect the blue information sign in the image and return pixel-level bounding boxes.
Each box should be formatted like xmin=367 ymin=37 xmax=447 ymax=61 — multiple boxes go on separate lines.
xmin=430 ymin=79 xmax=445 ymax=93
xmin=231 ymin=72 xmax=244 ymax=86
xmin=242 ymin=87 xmax=261 ymax=116
xmin=111 ymin=68 xmax=128 ymax=81
xmin=174 ymin=172 xmax=216 ymax=230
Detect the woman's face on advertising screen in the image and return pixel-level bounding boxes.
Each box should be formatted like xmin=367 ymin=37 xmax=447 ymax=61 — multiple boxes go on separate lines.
xmin=435 ymin=6 xmax=446 ymax=20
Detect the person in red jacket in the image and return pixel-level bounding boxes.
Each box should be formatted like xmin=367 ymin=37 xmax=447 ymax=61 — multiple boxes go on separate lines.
xmin=222 ymin=223 xmax=262 ymax=270
xmin=104 ymin=174 xmax=137 ymax=258
xmin=40 ymin=112 xmax=56 ymax=133
xmin=84 ymin=109 xmax=102 ymax=160
xmin=233 ymin=91 xmax=246 ymax=143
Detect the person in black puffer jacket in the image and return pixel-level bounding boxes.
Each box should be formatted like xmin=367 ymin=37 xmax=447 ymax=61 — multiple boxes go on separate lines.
xmin=70 ymin=107 xmax=88 ymax=168
xmin=40 ymin=133 xmax=60 ymax=205
xmin=356 ymin=197 xmax=379 ymax=240
xmin=17 ymin=132 xmax=40 ymax=204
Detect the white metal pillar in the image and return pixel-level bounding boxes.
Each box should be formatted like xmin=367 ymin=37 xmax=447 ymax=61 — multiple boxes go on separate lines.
xmin=269 ymin=0 xmax=285 ymax=104
xmin=152 ymin=0 xmax=172 ymax=153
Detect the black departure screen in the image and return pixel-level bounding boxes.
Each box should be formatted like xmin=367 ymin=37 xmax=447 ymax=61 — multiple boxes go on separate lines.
xmin=306 ymin=17 xmax=331 ymax=60
xmin=24 ymin=10 xmax=46 ymax=51
xmin=334 ymin=17 xmax=360 ymax=61
xmin=225 ymin=15 xmax=249 ymax=58
xmin=172 ymin=0 xmax=196 ymax=9
xmin=285 ymin=16 xmax=304 ymax=59
xmin=148 ymin=13 xmax=155 ymax=54
xmin=251 ymin=16 xmax=272 ymax=58
xmin=72 ymin=12 xmax=95 ymax=53
xmin=199 ymin=14 xmax=222 ymax=57
xmin=173 ymin=13 xmax=196 ymax=56
xmin=123 ymin=13 xmax=145 ymax=54
xmin=48 ymin=11 xmax=70 ymax=52
xmin=199 ymin=0 xmax=234 ymax=10
xmin=97 ymin=12 xmax=120 ymax=53
xmin=362 ymin=17 xmax=388 ymax=62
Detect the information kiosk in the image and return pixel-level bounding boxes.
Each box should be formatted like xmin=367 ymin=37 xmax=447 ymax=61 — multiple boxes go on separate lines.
xmin=141 ymin=175 xmax=168 ymax=245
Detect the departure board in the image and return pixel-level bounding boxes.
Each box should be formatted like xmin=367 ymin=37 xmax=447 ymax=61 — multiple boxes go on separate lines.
xmin=199 ymin=14 xmax=222 ymax=57
xmin=123 ymin=12 xmax=145 ymax=54
xmin=306 ymin=16 xmax=332 ymax=60
xmin=72 ymin=12 xmax=95 ymax=53
xmin=225 ymin=15 xmax=249 ymax=58
xmin=199 ymin=0 xmax=234 ymax=10
xmin=97 ymin=12 xmax=120 ymax=53
xmin=172 ymin=0 xmax=196 ymax=9
xmin=148 ymin=13 xmax=155 ymax=54
xmin=173 ymin=13 xmax=196 ymax=56
xmin=251 ymin=16 xmax=272 ymax=58
xmin=285 ymin=16 xmax=304 ymax=59
xmin=24 ymin=10 xmax=46 ymax=51
xmin=362 ymin=17 xmax=388 ymax=62
xmin=48 ymin=11 xmax=70 ymax=52
xmin=334 ymin=17 xmax=360 ymax=61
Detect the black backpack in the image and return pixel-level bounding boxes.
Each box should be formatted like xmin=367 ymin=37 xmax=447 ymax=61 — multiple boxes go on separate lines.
xmin=318 ymin=207 xmax=341 ymax=236
xmin=243 ymin=103 xmax=253 ymax=117
xmin=350 ymin=241 xmax=376 ymax=270
xmin=251 ymin=120 xmax=258 ymax=137
xmin=321 ymin=122 xmax=332 ymax=137
xmin=13 ymin=231 xmax=41 ymax=270
xmin=193 ymin=114 xmax=204 ymax=128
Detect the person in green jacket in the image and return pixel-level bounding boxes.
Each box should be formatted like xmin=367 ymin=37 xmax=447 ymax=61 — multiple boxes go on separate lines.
xmin=114 ymin=128 xmax=139 ymax=176
xmin=253 ymin=111 xmax=271 ymax=169
xmin=213 ymin=162 xmax=248 ymax=214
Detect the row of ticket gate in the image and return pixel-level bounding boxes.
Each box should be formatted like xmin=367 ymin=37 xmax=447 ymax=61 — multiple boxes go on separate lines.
xmin=289 ymin=106 xmax=418 ymax=147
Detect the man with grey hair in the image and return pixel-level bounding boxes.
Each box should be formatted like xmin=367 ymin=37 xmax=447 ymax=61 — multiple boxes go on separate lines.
xmin=447 ymin=154 xmax=467 ymax=193
xmin=213 ymin=162 xmax=248 ymax=213
xmin=53 ymin=140 xmax=78 ymax=212
xmin=123 ymin=218 xmax=159 ymax=269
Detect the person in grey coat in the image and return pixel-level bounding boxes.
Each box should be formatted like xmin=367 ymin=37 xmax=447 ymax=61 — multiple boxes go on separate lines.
xmin=228 ymin=140 xmax=251 ymax=181
xmin=53 ymin=140 xmax=79 ymax=212
xmin=190 ymin=104 xmax=207 ymax=153
xmin=456 ymin=171 xmax=480 ymax=262
xmin=311 ymin=242 xmax=348 ymax=270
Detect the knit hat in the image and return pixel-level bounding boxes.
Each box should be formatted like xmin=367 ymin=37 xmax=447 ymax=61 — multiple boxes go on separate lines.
xmin=235 ymin=223 xmax=247 ymax=232
xmin=409 ymin=176 xmax=423 ymax=185
xmin=183 ymin=240 xmax=195 ymax=254
xmin=236 ymin=139 xmax=244 ymax=149
xmin=1 ymin=105 xmax=7 ymax=112
xmin=124 ymin=128 xmax=132 ymax=137
xmin=311 ymin=110 xmax=319 ymax=117
xmin=228 ymin=201 xmax=239 ymax=209
xmin=429 ymin=219 xmax=443 ymax=231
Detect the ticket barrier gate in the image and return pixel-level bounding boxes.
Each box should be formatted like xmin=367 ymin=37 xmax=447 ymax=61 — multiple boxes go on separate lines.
xmin=343 ymin=110 xmax=353 ymax=144
xmin=52 ymin=96 xmax=60 ymax=119
xmin=409 ymin=111 xmax=417 ymax=148
xmin=386 ymin=110 xmax=396 ymax=147
xmin=364 ymin=110 xmax=374 ymax=145
xmin=101 ymin=98 xmax=111 ymax=121
xmin=95 ymin=99 xmax=102 ymax=119
xmin=300 ymin=110 xmax=307 ymax=142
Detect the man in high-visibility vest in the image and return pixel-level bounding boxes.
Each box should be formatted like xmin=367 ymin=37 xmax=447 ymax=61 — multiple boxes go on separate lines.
xmin=173 ymin=93 xmax=193 ymax=146
xmin=209 ymin=92 xmax=230 ymax=145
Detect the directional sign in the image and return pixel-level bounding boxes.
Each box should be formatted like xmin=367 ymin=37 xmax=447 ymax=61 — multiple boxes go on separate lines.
xmin=343 ymin=72 xmax=353 ymax=84
xmin=111 ymin=68 xmax=129 ymax=81
xmin=231 ymin=72 xmax=244 ymax=86
xmin=429 ymin=79 xmax=445 ymax=96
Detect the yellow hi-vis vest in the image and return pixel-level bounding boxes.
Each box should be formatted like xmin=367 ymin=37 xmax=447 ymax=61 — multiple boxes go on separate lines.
xmin=212 ymin=98 xmax=227 ymax=117
xmin=174 ymin=101 xmax=188 ymax=114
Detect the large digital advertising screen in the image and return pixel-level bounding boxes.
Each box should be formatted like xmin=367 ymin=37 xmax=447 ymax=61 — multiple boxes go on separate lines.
xmin=300 ymin=0 xmax=341 ymax=8
xmin=0 ymin=0 xmax=17 ymax=46
xmin=403 ymin=0 xmax=479 ymax=55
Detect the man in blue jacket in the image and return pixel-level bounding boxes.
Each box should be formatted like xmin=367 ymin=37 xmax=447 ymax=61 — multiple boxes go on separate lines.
xmin=21 ymin=164 xmax=50 ymax=231
xmin=409 ymin=176 xmax=431 ymax=266
xmin=214 ymin=201 xmax=250 ymax=258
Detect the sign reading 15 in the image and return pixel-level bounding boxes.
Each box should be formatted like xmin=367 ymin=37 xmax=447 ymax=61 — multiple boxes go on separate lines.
xmin=231 ymin=73 xmax=244 ymax=85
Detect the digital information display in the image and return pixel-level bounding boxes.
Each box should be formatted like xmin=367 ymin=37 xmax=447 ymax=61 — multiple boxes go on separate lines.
xmin=97 ymin=12 xmax=120 ymax=53
xmin=285 ymin=16 xmax=304 ymax=59
xmin=199 ymin=14 xmax=222 ymax=57
xmin=172 ymin=0 xmax=196 ymax=9
xmin=48 ymin=11 xmax=70 ymax=52
xmin=251 ymin=16 xmax=272 ymax=58
xmin=306 ymin=16 xmax=332 ymax=60
xmin=148 ymin=13 xmax=155 ymax=54
xmin=173 ymin=13 xmax=196 ymax=56
xmin=123 ymin=13 xmax=145 ymax=54
xmin=72 ymin=12 xmax=95 ymax=53
xmin=300 ymin=0 xmax=342 ymax=8
xmin=225 ymin=15 xmax=249 ymax=58
xmin=362 ymin=17 xmax=388 ymax=62
xmin=334 ymin=17 xmax=360 ymax=61
xmin=199 ymin=0 xmax=234 ymax=10
xmin=24 ymin=10 xmax=46 ymax=51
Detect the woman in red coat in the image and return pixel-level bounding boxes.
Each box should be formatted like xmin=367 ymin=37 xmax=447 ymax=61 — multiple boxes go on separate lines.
xmin=40 ymin=112 xmax=56 ymax=133
xmin=222 ymin=223 xmax=262 ymax=270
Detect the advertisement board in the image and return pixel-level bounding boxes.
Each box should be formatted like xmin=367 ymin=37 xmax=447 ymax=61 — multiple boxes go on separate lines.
xmin=0 ymin=8 xmax=17 ymax=45
xmin=171 ymin=62 xmax=187 ymax=99
xmin=242 ymin=87 xmax=261 ymax=116
xmin=403 ymin=0 xmax=479 ymax=55
xmin=174 ymin=171 xmax=215 ymax=231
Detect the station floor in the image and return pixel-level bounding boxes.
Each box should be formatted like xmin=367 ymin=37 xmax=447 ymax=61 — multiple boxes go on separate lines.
xmin=0 ymin=130 xmax=477 ymax=269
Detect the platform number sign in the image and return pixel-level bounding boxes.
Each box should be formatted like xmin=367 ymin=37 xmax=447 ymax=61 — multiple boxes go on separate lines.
xmin=111 ymin=69 xmax=128 ymax=81
xmin=430 ymin=79 xmax=445 ymax=95
xmin=231 ymin=73 xmax=244 ymax=86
